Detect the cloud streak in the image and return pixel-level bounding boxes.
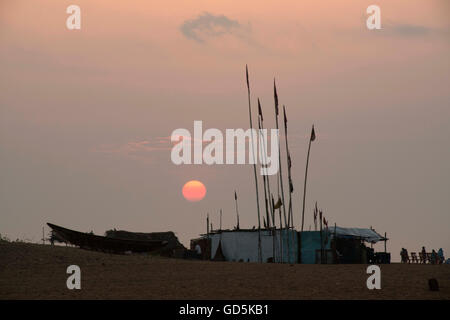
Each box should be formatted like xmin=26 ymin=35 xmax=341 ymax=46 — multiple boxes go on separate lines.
xmin=385 ymin=22 xmax=430 ymax=37
xmin=180 ymin=12 xmax=249 ymax=43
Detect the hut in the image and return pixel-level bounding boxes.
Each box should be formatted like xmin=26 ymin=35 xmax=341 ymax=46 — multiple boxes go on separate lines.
xmin=299 ymin=227 xmax=389 ymax=264
xmin=191 ymin=226 xmax=389 ymax=264
xmin=193 ymin=229 xmax=298 ymax=263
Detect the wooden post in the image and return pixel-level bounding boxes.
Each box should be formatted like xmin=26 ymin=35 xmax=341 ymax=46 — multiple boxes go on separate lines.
xmin=245 ymin=65 xmax=262 ymax=263
xmin=283 ymin=105 xmax=295 ymax=264
xmin=334 ymin=223 xmax=337 ymax=263
xmin=301 ymin=125 xmax=315 ymax=232
xmin=257 ymin=102 xmax=272 ymax=230
xmin=319 ymin=210 xmax=323 ymax=264
xmin=273 ymin=80 xmax=289 ymax=263
xmin=234 ymin=191 xmax=240 ymax=230
xmin=384 ymin=232 xmax=387 ymax=253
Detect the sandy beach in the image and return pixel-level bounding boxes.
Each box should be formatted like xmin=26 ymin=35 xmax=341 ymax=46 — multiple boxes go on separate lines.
xmin=0 ymin=241 xmax=448 ymax=300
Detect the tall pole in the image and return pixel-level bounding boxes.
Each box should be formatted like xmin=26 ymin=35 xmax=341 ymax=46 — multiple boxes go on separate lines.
xmin=246 ymin=65 xmax=262 ymax=263
xmin=274 ymin=80 xmax=288 ymax=230
xmin=207 ymin=213 xmax=210 ymax=259
xmin=301 ymin=125 xmax=316 ymax=232
xmin=319 ymin=210 xmax=323 ymax=264
xmin=283 ymin=105 xmax=295 ymax=263
xmin=283 ymin=105 xmax=294 ymax=229
xmin=234 ymin=191 xmax=240 ymax=230
xmin=273 ymin=195 xmax=283 ymax=263
xmin=258 ymin=101 xmax=278 ymax=262
xmin=274 ymin=80 xmax=288 ymax=262
xmin=220 ymin=209 xmax=222 ymax=231
xmin=258 ymin=99 xmax=273 ymax=229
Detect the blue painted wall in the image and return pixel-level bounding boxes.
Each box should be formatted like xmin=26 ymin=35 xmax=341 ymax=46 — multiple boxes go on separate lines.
xmin=300 ymin=231 xmax=331 ymax=264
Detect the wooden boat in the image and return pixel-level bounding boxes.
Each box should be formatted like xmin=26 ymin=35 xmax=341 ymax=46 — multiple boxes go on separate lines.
xmin=47 ymin=223 xmax=167 ymax=253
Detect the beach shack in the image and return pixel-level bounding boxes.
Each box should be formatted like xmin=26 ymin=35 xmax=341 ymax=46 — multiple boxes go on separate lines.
xmin=299 ymin=227 xmax=389 ymax=264
xmin=191 ymin=226 xmax=389 ymax=264
xmin=192 ymin=229 xmax=299 ymax=263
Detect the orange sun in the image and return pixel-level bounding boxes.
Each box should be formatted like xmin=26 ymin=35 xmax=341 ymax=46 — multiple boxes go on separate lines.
xmin=182 ymin=180 xmax=206 ymax=202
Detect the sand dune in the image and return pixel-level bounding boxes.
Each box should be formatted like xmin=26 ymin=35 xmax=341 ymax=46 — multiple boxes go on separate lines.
xmin=0 ymin=241 xmax=448 ymax=299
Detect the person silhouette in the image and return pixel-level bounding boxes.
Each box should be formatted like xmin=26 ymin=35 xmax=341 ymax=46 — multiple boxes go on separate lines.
xmin=438 ymin=248 xmax=444 ymax=264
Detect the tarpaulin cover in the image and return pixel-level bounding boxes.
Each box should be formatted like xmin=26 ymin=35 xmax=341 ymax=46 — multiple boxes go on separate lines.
xmin=331 ymin=227 xmax=385 ymax=243
xmin=209 ymin=230 xmax=298 ymax=263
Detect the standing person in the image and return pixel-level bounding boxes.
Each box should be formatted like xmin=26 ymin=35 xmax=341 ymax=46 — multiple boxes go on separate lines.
xmin=404 ymin=248 xmax=409 ymax=263
xmin=400 ymin=248 xmax=407 ymax=263
xmin=421 ymin=246 xmax=427 ymax=263
xmin=431 ymin=249 xmax=437 ymax=265
xmin=438 ymin=248 xmax=444 ymax=264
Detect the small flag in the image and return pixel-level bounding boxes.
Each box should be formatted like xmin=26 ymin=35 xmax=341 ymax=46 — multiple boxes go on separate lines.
xmin=314 ymin=203 xmax=317 ymax=219
xmin=289 ymin=177 xmax=294 ymax=193
xmin=274 ymin=79 xmax=279 ymax=116
xmin=273 ymin=197 xmax=282 ymax=209
xmin=310 ymin=125 xmax=316 ymax=142
xmin=246 ymin=65 xmax=249 ymax=89
xmin=258 ymin=99 xmax=263 ymax=121
xmin=234 ymin=191 xmax=237 ymax=200
xmin=287 ymin=152 xmax=292 ymax=169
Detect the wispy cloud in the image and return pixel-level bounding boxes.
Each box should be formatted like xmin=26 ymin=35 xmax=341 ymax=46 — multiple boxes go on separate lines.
xmin=384 ymin=21 xmax=430 ymax=37
xmin=94 ymin=135 xmax=216 ymax=158
xmin=180 ymin=12 xmax=250 ymax=43
xmin=95 ymin=137 xmax=172 ymax=157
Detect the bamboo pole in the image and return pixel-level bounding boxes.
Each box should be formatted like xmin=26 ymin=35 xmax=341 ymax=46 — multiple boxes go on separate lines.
xmin=234 ymin=191 xmax=240 ymax=230
xmin=283 ymin=105 xmax=294 ymax=229
xmin=273 ymin=80 xmax=289 ymax=262
xmin=301 ymin=125 xmax=315 ymax=232
xmin=245 ymin=65 xmax=262 ymax=263
xmin=319 ymin=210 xmax=323 ymax=264
xmin=257 ymin=101 xmax=278 ymax=262
xmin=283 ymin=105 xmax=295 ymax=263
xmin=258 ymin=100 xmax=271 ymax=230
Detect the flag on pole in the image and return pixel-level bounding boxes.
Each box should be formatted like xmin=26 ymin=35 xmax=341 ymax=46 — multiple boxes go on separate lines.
xmin=246 ymin=65 xmax=249 ymax=89
xmin=234 ymin=190 xmax=237 ymax=200
xmin=310 ymin=125 xmax=316 ymax=141
xmin=274 ymin=79 xmax=279 ymax=116
xmin=258 ymin=99 xmax=263 ymax=121
xmin=287 ymin=152 xmax=292 ymax=169
xmin=273 ymin=197 xmax=282 ymax=209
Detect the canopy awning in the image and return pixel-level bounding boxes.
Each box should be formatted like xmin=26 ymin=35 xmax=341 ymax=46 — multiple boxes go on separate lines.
xmin=330 ymin=227 xmax=386 ymax=243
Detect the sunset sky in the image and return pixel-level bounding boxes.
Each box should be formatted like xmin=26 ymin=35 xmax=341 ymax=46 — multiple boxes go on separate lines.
xmin=1 ymin=0 xmax=449 ymax=261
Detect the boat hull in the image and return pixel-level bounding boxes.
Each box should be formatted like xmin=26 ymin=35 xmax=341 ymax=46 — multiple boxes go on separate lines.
xmin=47 ymin=223 xmax=167 ymax=253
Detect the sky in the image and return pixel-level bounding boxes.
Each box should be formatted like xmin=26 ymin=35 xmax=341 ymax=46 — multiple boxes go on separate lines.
xmin=1 ymin=0 xmax=449 ymax=262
